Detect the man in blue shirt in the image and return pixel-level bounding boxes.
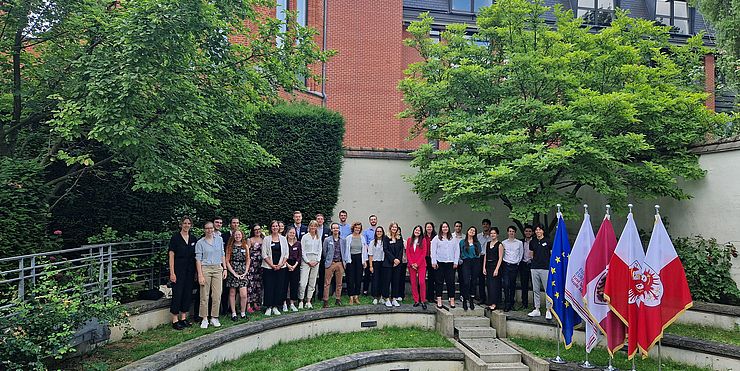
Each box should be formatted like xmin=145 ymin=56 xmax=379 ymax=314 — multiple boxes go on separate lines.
xmin=338 ymin=210 xmax=351 ymax=238
xmin=362 ymin=214 xmax=378 ymax=295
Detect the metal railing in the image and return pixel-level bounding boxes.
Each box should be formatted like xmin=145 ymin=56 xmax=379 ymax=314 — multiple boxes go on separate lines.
xmin=0 ymin=240 xmax=169 ymax=310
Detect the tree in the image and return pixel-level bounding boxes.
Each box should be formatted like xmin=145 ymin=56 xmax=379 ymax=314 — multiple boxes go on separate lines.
xmin=692 ymin=0 xmax=740 ymax=90
xmin=399 ymin=0 xmax=728 ymax=233
xmin=0 ymin=0 xmax=330 ymax=213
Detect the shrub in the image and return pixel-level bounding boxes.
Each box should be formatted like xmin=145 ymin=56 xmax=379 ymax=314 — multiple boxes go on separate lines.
xmin=674 ymin=236 xmax=740 ymax=305
xmin=0 ymin=271 xmax=128 ymax=370
xmin=214 ymin=103 xmax=345 ymax=225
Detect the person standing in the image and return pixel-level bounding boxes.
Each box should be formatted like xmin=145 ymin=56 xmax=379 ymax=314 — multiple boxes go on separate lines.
xmin=323 ymin=223 xmax=350 ymax=307
xmin=278 ymin=221 xmax=286 ymax=236
xmin=501 ymin=226 xmax=523 ymax=312
xmin=315 ymin=214 xmax=332 ymax=301
xmin=290 ymin=211 xmax=308 ymax=241
xmin=225 ymin=230 xmax=250 ymax=321
xmin=299 ymin=220 xmax=322 ymax=309
xmin=431 ymin=222 xmax=459 ymax=309
xmin=221 ymin=217 xmax=240 ymax=246
xmin=527 ymin=224 xmax=553 ymax=319
xmin=362 ymin=215 xmax=378 ymax=295
xmin=453 ymin=221 xmax=464 ymax=303
xmin=519 ymin=225 xmax=534 ymax=310
xmin=213 ymin=217 xmax=224 ymax=240
xmin=423 ymin=222 xmax=436 ymax=304
xmin=168 ymin=216 xmax=197 ymax=330
xmin=345 ymin=222 xmax=367 ymax=305
xmin=337 ymin=210 xmax=351 ymax=238
xmin=246 ymin=224 xmax=264 ymax=313
xmin=385 ymin=222 xmax=404 ymax=307
xmin=195 ymin=222 xmax=227 ymax=328
xmin=459 ymin=226 xmax=481 ymax=311
xmin=483 ymin=227 xmax=504 ymax=311
xmin=220 ymin=217 xmax=240 ymax=316
xmin=406 ymin=225 xmax=428 ymax=309
xmin=283 ymin=228 xmax=302 ymax=312
xmin=368 ymin=226 xmax=387 ymax=305
xmin=262 ymin=221 xmax=289 ymax=316
xmin=476 ymin=219 xmax=492 ymax=304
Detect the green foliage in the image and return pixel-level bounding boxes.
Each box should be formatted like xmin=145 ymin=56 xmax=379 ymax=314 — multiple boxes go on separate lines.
xmin=0 ymin=158 xmax=52 ymax=256
xmin=399 ymin=1 xmax=729 ymax=232
xmin=215 ymin=103 xmax=345 ymax=225
xmin=0 ymin=271 xmax=128 ymax=370
xmin=673 ymin=236 xmax=740 ymax=305
xmin=692 ymin=0 xmax=740 ymax=90
xmin=0 ymin=0 xmax=331 ymax=215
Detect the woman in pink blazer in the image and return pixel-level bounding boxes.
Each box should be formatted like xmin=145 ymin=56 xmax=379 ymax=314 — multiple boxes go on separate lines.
xmin=406 ymin=225 xmax=428 ymax=309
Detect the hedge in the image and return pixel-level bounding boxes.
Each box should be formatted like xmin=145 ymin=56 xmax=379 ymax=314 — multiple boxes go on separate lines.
xmin=0 ymin=158 xmax=51 ymax=256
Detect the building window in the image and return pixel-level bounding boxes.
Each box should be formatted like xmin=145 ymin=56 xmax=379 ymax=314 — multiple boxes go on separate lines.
xmin=297 ymin=0 xmax=307 ymax=27
xmin=576 ymin=0 xmax=615 ymax=26
xmin=277 ymin=0 xmax=288 ymax=46
xmin=451 ymin=0 xmax=493 ymax=13
xmin=655 ymin=0 xmax=691 ymax=35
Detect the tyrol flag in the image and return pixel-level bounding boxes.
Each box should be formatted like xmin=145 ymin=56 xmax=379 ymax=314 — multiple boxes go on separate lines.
xmin=635 ymin=214 xmax=693 ymax=357
xmin=546 ymin=214 xmax=581 ymax=348
xmin=582 ymin=215 xmax=625 ymax=355
xmin=603 ymin=212 xmax=645 ymax=359
xmin=564 ymin=210 xmax=599 ymax=352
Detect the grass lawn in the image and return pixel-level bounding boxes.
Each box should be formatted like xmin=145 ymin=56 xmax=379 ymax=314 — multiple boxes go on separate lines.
xmin=664 ymin=322 xmax=740 ymax=346
xmin=206 ymin=327 xmax=453 ymax=371
xmin=59 ymin=295 xmax=404 ymax=370
xmin=509 ymin=337 xmax=713 ymax=371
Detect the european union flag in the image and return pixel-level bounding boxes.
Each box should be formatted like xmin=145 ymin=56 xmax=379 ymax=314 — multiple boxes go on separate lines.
xmin=546 ymin=214 xmax=581 ymax=348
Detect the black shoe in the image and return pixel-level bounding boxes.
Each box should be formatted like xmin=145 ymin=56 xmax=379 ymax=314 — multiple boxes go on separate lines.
xmin=463 ymin=300 xmax=469 ymax=311
xmin=335 ymin=299 xmax=342 ymax=306
xmin=172 ymin=321 xmax=185 ymax=330
xmin=470 ymin=299 xmax=475 ymax=310
xmin=231 ymin=315 xmax=238 ymax=322
xmin=323 ymin=300 xmax=329 ymax=308
xmin=421 ymin=302 xmax=428 ymax=310
xmin=413 ymin=302 xmax=420 ymax=307
xmin=179 ymin=319 xmax=192 ymax=328
xmin=504 ymin=307 xmax=511 ymax=312
xmin=450 ymin=304 xmax=456 ymax=309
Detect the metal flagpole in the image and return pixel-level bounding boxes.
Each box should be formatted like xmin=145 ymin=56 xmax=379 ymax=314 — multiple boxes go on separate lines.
xmin=631 ymin=358 xmax=637 ymax=371
xmin=604 ymin=357 xmax=618 ymax=371
xmin=658 ymin=340 xmax=662 ymax=371
xmin=551 ymin=319 xmax=567 ymax=364
xmin=581 ymin=350 xmax=595 ymax=369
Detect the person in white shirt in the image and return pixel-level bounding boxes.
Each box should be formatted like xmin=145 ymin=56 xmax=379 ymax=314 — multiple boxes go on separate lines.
xmin=500 ymin=225 xmax=523 ymax=312
xmin=431 ymin=222 xmax=460 ymax=309
xmin=476 ymin=218 xmax=492 ymax=304
xmin=298 ymin=220 xmax=322 ymax=309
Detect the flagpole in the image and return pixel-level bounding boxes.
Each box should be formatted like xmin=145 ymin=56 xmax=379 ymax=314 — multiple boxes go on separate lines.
xmin=658 ymin=340 xmax=662 ymax=371
xmin=631 ymin=358 xmax=636 ymax=371
xmin=581 ymin=350 xmax=595 ymax=369
xmin=551 ymin=319 xmax=567 ymax=364
xmin=604 ymin=357 xmax=618 ymax=371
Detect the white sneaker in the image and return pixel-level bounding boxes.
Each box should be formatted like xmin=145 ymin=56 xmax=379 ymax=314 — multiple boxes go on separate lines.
xmin=265 ymin=308 xmax=273 ymax=316
xmin=290 ymin=303 xmax=298 ymax=312
xmin=282 ymin=303 xmax=288 ymax=312
xmin=200 ymin=319 xmax=209 ymax=329
xmin=545 ymin=310 xmax=553 ymax=320
xmin=396 ymin=297 xmax=402 ymax=302
xmin=372 ymin=298 xmax=378 ymax=305
xmin=385 ymin=300 xmax=392 ymax=307
xmin=527 ymin=309 xmax=541 ymax=317
xmin=298 ymin=302 xmax=304 ymax=309
xmin=306 ymin=302 xmax=313 ymax=309
xmin=273 ymin=307 xmax=281 ymax=315
xmin=392 ymin=299 xmax=400 ymax=307
xmin=210 ymin=318 xmax=221 ymax=327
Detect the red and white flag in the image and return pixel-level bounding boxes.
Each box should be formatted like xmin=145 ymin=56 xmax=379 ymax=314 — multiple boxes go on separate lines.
xmin=565 ymin=211 xmax=598 ymax=352
xmin=582 ymin=216 xmax=626 ymax=355
xmin=603 ymin=212 xmax=644 ymax=359
xmin=636 ymin=215 xmax=693 ymax=357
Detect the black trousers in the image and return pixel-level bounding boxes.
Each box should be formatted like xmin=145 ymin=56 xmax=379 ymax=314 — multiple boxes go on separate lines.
xmin=485 ymin=264 xmax=502 ymax=306
xmin=362 ymin=265 xmax=373 ymax=294
xmin=389 ymin=264 xmax=403 ymax=298
xmin=435 ymin=262 xmax=455 ymax=299
xmin=398 ymin=263 xmax=407 ymax=298
xmin=285 ymin=262 xmax=301 ymax=301
xmin=502 ymin=262 xmax=518 ymax=309
xmin=460 ymin=259 xmax=476 ymax=300
xmin=346 ymin=253 xmax=364 ymax=296
xmin=425 ymin=256 xmax=435 ymax=302
xmin=474 ymin=257 xmax=486 ymax=302
xmin=170 ymin=264 xmax=194 ymax=315
xmin=263 ymin=268 xmax=287 ymax=308
xmin=371 ymin=261 xmax=387 ymax=298
xmin=519 ymin=262 xmax=531 ymax=307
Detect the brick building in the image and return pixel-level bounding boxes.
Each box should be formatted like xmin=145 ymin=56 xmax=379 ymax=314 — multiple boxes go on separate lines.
xmin=270 ymin=0 xmax=720 ymax=152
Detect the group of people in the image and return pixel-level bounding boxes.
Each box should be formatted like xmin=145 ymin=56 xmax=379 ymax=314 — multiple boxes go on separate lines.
xmin=166 ymin=211 xmax=554 ymax=331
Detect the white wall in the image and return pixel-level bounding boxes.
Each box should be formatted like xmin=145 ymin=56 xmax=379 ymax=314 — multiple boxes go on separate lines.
xmin=335 ymin=152 xmax=740 ymax=286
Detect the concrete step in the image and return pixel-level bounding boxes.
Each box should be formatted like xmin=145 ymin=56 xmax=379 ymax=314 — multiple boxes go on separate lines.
xmin=454 ymin=316 xmax=490 ymax=327
xmin=487 ymin=362 xmax=529 ymax=371
xmin=447 ymin=306 xmax=485 ymax=317
xmin=455 ymin=326 xmax=496 ymax=339
xmin=459 ymin=338 xmax=522 ymax=364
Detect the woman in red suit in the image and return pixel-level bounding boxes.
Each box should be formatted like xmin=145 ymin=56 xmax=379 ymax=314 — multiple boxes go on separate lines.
xmin=406 ymin=225 xmax=429 ymax=309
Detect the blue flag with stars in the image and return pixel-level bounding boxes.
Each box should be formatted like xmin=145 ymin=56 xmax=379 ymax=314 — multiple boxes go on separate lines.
xmin=546 ymin=213 xmax=581 ymax=349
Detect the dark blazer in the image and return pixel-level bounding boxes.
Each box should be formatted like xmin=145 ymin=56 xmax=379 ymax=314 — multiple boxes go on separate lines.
xmin=383 ymin=236 xmax=404 ymax=268
xmin=319 ymin=226 xmax=331 ymax=243
xmin=288 ymin=224 xmax=308 ymax=241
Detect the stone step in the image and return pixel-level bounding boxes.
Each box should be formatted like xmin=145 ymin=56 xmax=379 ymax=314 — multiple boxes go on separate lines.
xmin=447 ymin=306 xmax=485 ymax=317
xmin=455 ymin=326 xmax=497 ymax=339
xmin=454 ymin=316 xmax=490 ymax=327
xmin=459 ymin=338 xmax=522 ymax=364
xmin=487 ymin=362 xmax=530 ymax=371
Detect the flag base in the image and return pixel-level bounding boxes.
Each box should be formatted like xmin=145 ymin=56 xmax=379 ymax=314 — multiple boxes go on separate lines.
xmin=550 ymin=356 xmax=567 ymax=364
xmin=581 ymin=360 xmax=596 ymax=369
xmin=603 ymin=365 xmax=619 ymax=371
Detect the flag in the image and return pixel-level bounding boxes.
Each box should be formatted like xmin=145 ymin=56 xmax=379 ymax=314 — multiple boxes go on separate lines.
xmin=564 ymin=211 xmax=599 ymax=352
xmin=582 ymin=216 xmax=626 ymax=355
xmin=603 ymin=212 xmax=645 ymax=359
xmin=636 ymin=215 xmax=693 ymax=357
xmin=546 ymin=214 xmax=581 ymax=348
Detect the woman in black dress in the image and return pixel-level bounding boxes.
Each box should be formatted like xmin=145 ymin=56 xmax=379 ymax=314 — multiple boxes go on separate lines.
xmin=482 ymin=227 xmax=504 ymax=311
xmin=247 ymin=224 xmax=264 ymax=313
xmin=226 ymin=229 xmax=250 ymax=321
xmin=168 ymin=216 xmax=197 ymax=330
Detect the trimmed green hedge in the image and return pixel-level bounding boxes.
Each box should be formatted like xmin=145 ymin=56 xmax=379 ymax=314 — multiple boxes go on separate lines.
xmin=215 ymin=103 xmax=345 ymax=225
xmin=0 ymin=158 xmax=51 ymax=256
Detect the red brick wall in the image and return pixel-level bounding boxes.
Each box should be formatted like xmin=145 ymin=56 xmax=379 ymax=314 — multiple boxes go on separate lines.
xmin=704 ymin=53 xmax=716 ymax=111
